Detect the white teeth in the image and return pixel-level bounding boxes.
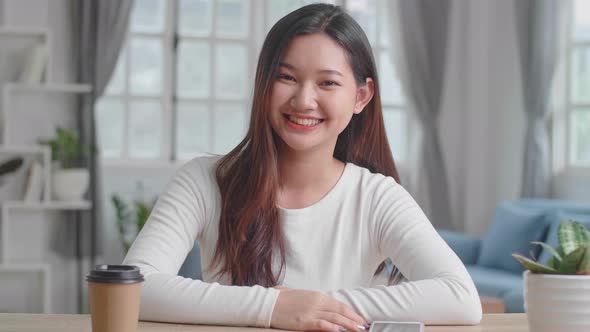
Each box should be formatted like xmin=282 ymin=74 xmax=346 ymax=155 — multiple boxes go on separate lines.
xmin=288 ymin=115 xmax=322 ymax=126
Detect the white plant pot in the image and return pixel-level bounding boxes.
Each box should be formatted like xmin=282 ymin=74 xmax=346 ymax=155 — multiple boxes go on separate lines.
xmin=524 ymin=271 xmax=590 ymax=332
xmin=52 ymin=168 xmax=89 ymax=201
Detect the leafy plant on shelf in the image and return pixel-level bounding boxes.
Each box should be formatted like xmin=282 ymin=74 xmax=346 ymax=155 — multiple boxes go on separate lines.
xmin=513 ymin=221 xmax=590 ymax=275
xmin=112 ymin=193 xmax=154 ymax=253
xmin=38 ymin=127 xmax=91 ymax=169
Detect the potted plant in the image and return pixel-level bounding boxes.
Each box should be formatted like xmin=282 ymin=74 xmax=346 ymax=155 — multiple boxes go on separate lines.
xmin=112 ymin=193 xmax=154 ymax=253
xmin=513 ymin=221 xmax=590 ymax=332
xmin=39 ymin=127 xmax=91 ymax=201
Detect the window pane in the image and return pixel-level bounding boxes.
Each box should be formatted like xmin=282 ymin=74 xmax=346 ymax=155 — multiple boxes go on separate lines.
xmin=574 ymin=0 xmax=590 ymax=41
xmin=178 ymin=0 xmax=212 ymax=35
xmin=176 ymin=101 xmax=210 ymax=159
xmin=177 ymin=41 xmax=210 ymax=98
xmin=217 ymin=0 xmax=249 ymax=38
xmin=346 ymin=0 xmax=377 ymax=45
xmin=105 ymin=47 xmax=126 ymax=95
xmin=383 ymin=109 xmax=406 ymax=161
xmin=129 ymin=99 xmax=162 ymax=158
xmin=571 ymin=47 xmax=590 ymax=103
xmin=130 ymin=38 xmax=163 ymax=96
xmin=130 ymin=0 xmax=165 ymax=33
xmin=95 ymin=98 xmax=125 ymax=158
xmin=379 ymin=0 xmax=390 ymax=47
xmin=267 ymin=0 xmax=302 ymax=31
xmin=215 ymin=43 xmax=247 ymax=98
xmin=213 ymin=103 xmax=247 ymax=154
xmin=379 ymin=50 xmax=404 ymax=105
xmin=301 ymin=0 xmax=336 ymax=4
xmin=571 ymin=110 xmax=590 ymax=165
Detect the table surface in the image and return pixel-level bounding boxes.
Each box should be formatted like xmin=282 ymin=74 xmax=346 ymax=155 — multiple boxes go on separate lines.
xmin=0 ymin=313 xmax=529 ymax=332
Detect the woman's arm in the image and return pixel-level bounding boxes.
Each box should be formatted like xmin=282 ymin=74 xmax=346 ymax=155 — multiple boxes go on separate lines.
xmin=123 ymin=159 xmax=279 ymax=327
xmin=326 ymin=180 xmax=482 ymax=325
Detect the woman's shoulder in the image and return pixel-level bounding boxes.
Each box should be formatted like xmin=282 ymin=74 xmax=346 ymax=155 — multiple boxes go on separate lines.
xmin=345 ymin=162 xmax=400 ymax=191
xmin=177 ymin=155 xmax=223 ymax=179
xmin=166 ymin=155 xmax=224 ymax=195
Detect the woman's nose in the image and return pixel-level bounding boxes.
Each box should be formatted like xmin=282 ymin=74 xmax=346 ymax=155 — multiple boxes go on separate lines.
xmin=290 ymin=83 xmax=318 ymax=111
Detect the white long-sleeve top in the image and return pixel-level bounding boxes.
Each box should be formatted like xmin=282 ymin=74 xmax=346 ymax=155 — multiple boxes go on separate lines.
xmin=123 ymin=156 xmax=482 ymax=327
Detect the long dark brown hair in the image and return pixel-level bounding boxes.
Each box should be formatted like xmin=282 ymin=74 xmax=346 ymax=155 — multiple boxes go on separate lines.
xmin=211 ymin=3 xmax=401 ymax=287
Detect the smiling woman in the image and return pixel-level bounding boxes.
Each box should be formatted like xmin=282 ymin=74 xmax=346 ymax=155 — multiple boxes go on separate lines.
xmin=122 ymin=3 xmax=482 ymax=332
xmin=269 ymin=33 xmax=374 ymax=153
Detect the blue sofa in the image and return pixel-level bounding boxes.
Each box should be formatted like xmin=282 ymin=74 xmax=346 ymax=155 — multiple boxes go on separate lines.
xmin=439 ymin=199 xmax=590 ymax=313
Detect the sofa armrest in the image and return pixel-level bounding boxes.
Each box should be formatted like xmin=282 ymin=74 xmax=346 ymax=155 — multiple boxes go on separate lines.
xmin=438 ymin=230 xmax=481 ymax=265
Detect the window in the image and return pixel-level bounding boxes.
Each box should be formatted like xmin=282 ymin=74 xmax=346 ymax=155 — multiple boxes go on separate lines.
xmin=566 ymin=0 xmax=590 ymax=166
xmin=97 ymin=0 xmax=407 ymax=164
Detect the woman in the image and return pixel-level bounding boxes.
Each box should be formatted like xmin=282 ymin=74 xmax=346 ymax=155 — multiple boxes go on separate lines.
xmin=123 ymin=3 xmax=482 ymax=332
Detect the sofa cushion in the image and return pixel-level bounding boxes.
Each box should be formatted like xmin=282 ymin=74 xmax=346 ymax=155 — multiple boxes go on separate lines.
xmin=477 ymin=202 xmax=547 ymax=274
xmin=517 ymin=198 xmax=590 ymax=212
xmin=466 ymin=265 xmax=522 ymax=298
xmin=537 ymin=210 xmax=590 ymax=264
xmin=503 ymin=289 xmax=525 ymax=313
xmin=437 ymin=230 xmax=481 ymax=265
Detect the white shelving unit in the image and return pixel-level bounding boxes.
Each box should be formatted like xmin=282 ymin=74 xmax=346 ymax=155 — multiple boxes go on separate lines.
xmin=0 ymin=27 xmax=92 ymax=314
xmin=0 ymin=263 xmax=50 ymax=313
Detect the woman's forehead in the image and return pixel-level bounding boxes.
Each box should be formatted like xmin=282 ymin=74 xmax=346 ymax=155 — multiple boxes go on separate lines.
xmin=280 ymin=33 xmax=352 ymax=75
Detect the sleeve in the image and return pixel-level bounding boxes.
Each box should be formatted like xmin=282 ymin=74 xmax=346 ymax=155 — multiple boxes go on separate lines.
xmin=122 ymin=158 xmax=280 ymax=327
xmin=326 ymin=179 xmax=482 ymax=325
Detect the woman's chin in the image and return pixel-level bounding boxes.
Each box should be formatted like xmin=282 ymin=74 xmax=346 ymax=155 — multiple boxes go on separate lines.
xmin=278 ymin=137 xmax=321 ymax=153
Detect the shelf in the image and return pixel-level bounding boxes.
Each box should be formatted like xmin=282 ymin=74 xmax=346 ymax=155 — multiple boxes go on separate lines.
xmin=4 ymin=83 xmax=92 ymax=94
xmin=0 ymin=145 xmax=49 ymax=155
xmin=2 ymin=200 xmax=92 ymax=211
xmin=0 ymin=263 xmax=50 ymax=272
xmin=0 ymin=263 xmax=51 ymax=313
xmin=0 ymin=27 xmax=48 ymax=38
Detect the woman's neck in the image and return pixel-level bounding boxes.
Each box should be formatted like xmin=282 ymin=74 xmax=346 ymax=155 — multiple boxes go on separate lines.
xmin=276 ymin=146 xmax=345 ymax=209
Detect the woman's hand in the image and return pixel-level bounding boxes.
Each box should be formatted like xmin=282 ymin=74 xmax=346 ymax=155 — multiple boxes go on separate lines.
xmin=270 ymin=286 xmax=367 ymax=332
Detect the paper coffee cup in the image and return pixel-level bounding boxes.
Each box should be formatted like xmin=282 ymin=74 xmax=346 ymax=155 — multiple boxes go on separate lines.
xmin=87 ymin=265 xmax=144 ymax=332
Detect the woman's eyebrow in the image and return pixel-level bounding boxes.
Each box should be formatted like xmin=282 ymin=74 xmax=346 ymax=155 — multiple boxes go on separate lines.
xmin=279 ymin=62 xmax=343 ymax=76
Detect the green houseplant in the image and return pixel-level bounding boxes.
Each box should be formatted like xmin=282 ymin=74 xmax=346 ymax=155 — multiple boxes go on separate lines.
xmin=512 ymin=221 xmax=590 ymax=332
xmin=39 ymin=127 xmax=91 ymax=201
xmin=112 ymin=194 xmax=154 ymax=253
xmin=513 ymin=221 xmax=590 ymax=275
xmin=38 ymin=127 xmax=90 ymax=169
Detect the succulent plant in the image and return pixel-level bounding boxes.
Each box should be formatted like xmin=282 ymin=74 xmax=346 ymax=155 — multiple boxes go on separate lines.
xmin=513 ymin=221 xmax=590 ymax=275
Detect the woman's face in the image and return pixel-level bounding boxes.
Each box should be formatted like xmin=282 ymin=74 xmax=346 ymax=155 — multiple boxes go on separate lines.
xmin=269 ymin=33 xmax=373 ymax=155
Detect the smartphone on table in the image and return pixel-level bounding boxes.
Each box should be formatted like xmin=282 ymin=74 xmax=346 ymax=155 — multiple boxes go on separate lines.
xmin=368 ymin=321 xmax=424 ymax=332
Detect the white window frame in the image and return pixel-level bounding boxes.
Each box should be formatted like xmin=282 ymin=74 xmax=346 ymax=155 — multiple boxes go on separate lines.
xmin=553 ymin=0 xmax=590 ymax=174
xmin=100 ymin=0 xmax=409 ymax=166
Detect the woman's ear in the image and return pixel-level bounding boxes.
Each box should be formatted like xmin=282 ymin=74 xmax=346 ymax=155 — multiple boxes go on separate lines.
xmin=354 ymin=78 xmax=375 ymax=114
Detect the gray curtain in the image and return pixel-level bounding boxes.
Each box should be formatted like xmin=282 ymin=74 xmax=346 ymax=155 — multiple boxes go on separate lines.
xmin=51 ymin=0 xmax=133 ymax=258
xmin=385 ymin=0 xmax=453 ymax=229
xmin=516 ymin=0 xmax=563 ymax=198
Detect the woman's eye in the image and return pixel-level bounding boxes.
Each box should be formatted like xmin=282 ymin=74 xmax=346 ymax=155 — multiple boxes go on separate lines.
xmin=278 ymin=74 xmax=295 ymax=81
xmin=321 ymin=80 xmax=339 ymax=87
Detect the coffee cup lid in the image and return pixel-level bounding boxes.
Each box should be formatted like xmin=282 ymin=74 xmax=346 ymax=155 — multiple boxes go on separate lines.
xmin=86 ymin=265 xmax=144 ymax=284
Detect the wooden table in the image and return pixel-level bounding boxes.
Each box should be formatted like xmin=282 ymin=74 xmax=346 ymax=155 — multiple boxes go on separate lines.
xmin=480 ymin=296 xmax=506 ymax=314
xmin=0 ymin=313 xmax=529 ymax=331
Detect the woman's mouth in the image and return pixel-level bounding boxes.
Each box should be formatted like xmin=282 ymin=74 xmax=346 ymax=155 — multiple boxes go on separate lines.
xmin=283 ymin=114 xmax=324 ymax=128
